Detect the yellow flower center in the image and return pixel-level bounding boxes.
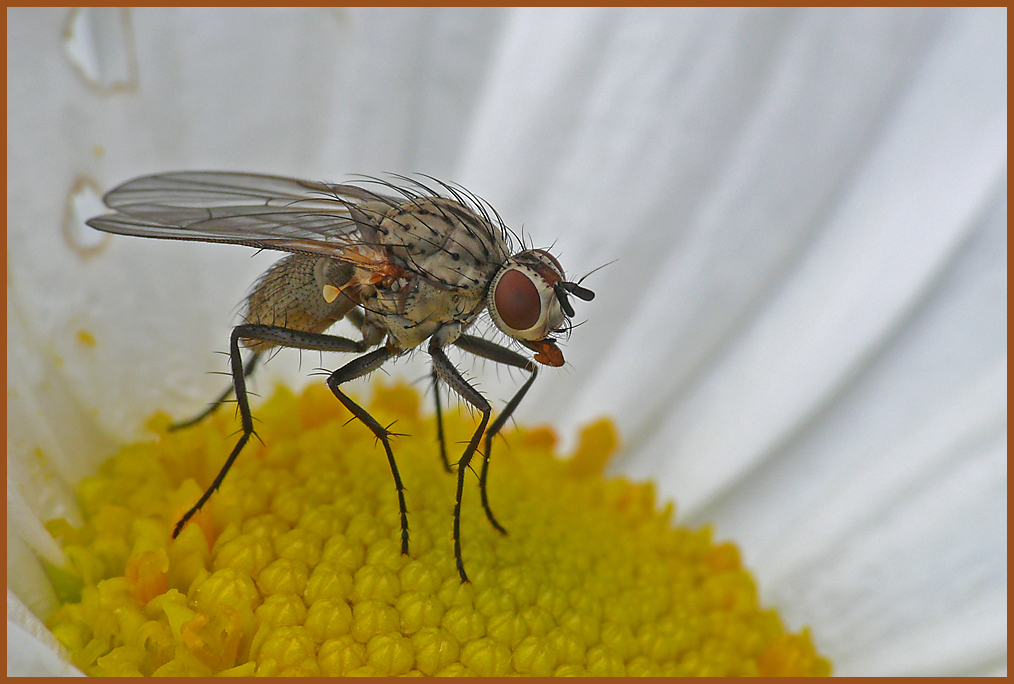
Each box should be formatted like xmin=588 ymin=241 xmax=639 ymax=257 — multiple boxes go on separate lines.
xmin=44 ymin=380 xmax=831 ymax=676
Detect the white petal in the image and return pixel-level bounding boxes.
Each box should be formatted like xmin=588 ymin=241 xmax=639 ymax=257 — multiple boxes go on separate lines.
xmin=7 ymin=7 xmax=1006 ymax=675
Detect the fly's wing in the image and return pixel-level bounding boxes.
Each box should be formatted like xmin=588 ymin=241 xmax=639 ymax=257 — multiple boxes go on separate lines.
xmin=87 ymin=171 xmax=399 ymax=261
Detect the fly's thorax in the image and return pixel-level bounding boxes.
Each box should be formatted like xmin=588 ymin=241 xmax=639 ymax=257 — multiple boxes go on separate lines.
xmin=377 ymin=197 xmax=508 ymax=294
xmin=242 ymin=254 xmax=357 ymax=351
xmin=362 ymin=272 xmax=486 ymax=351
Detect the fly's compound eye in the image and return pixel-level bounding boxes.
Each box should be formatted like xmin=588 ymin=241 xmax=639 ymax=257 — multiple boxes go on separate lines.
xmin=493 ymin=269 xmax=540 ymax=330
xmin=489 ymin=264 xmax=561 ymax=341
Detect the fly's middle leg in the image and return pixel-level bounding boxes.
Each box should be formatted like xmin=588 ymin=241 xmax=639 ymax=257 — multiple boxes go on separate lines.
xmin=324 ymin=345 xmax=411 ymax=555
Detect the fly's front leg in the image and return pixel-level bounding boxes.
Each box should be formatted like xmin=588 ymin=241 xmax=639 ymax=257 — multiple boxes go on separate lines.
xmin=429 ymin=338 xmax=491 ymax=583
xmin=325 ymin=345 xmax=410 ymax=554
xmin=453 ymin=335 xmax=538 ymax=537
xmin=169 ymin=352 xmax=263 ymax=432
xmin=172 ymin=323 xmax=370 ymax=539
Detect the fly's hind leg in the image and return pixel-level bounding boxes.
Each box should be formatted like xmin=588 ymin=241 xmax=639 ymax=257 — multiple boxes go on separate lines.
xmin=452 ymin=334 xmax=539 ymax=538
xmin=172 ymin=323 xmax=371 ymax=539
xmin=169 ymin=352 xmax=263 ymax=431
xmin=171 ymin=302 xmax=364 ymax=432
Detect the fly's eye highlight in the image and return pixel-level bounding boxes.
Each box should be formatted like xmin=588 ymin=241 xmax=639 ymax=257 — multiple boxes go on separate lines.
xmin=493 ymin=268 xmax=542 ymax=332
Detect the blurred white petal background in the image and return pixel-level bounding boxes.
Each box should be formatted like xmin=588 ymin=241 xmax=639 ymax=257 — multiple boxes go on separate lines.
xmin=7 ymin=7 xmax=1006 ymax=676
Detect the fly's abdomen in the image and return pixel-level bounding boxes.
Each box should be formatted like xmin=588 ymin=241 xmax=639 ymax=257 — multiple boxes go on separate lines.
xmin=243 ymin=254 xmax=358 ymax=351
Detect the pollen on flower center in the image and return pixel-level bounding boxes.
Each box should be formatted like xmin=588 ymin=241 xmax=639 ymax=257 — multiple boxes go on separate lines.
xmin=43 ymin=381 xmax=831 ymax=676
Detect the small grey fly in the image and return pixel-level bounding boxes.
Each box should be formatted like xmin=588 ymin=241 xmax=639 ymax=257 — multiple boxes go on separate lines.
xmin=87 ymin=171 xmax=595 ymax=582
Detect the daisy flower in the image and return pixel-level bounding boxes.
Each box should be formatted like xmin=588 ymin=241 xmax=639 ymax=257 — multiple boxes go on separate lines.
xmin=7 ymin=7 xmax=1006 ymax=676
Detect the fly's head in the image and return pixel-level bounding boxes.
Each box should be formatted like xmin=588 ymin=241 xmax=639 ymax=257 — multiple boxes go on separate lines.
xmin=487 ymin=249 xmax=595 ymax=367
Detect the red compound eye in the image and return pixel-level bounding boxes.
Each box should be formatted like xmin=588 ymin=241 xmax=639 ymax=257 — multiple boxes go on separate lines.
xmin=493 ymin=269 xmax=541 ymax=331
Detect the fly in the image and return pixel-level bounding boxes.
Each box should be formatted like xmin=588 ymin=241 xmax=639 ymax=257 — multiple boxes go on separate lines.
xmin=87 ymin=171 xmax=595 ymax=582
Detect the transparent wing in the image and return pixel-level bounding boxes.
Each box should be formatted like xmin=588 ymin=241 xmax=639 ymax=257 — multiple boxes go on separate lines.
xmin=86 ymin=171 xmax=399 ymax=258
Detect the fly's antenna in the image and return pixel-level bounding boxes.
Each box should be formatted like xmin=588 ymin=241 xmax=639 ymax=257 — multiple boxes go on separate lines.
xmin=575 ymin=259 xmax=616 ymax=286
xmin=552 ymin=280 xmax=595 ymax=318
xmin=551 ymin=258 xmax=610 ymax=319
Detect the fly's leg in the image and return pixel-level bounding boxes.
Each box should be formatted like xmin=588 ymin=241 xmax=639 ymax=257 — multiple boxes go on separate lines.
xmin=341 ymin=308 xmax=419 ymax=546
xmin=351 ymin=307 xmax=457 ymax=474
xmin=432 ymin=367 xmax=453 ymax=473
xmin=172 ymin=323 xmax=371 ymax=539
xmin=169 ymin=303 xmax=361 ymax=432
xmin=429 ymin=338 xmax=492 ymax=583
xmin=453 ymin=335 xmax=538 ymax=537
xmin=169 ymin=352 xmax=263 ymax=431
xmin=325 ymin=346 xmax=411 ymax=555
xmin=345 ymin=308 xmax=365 ymax=330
